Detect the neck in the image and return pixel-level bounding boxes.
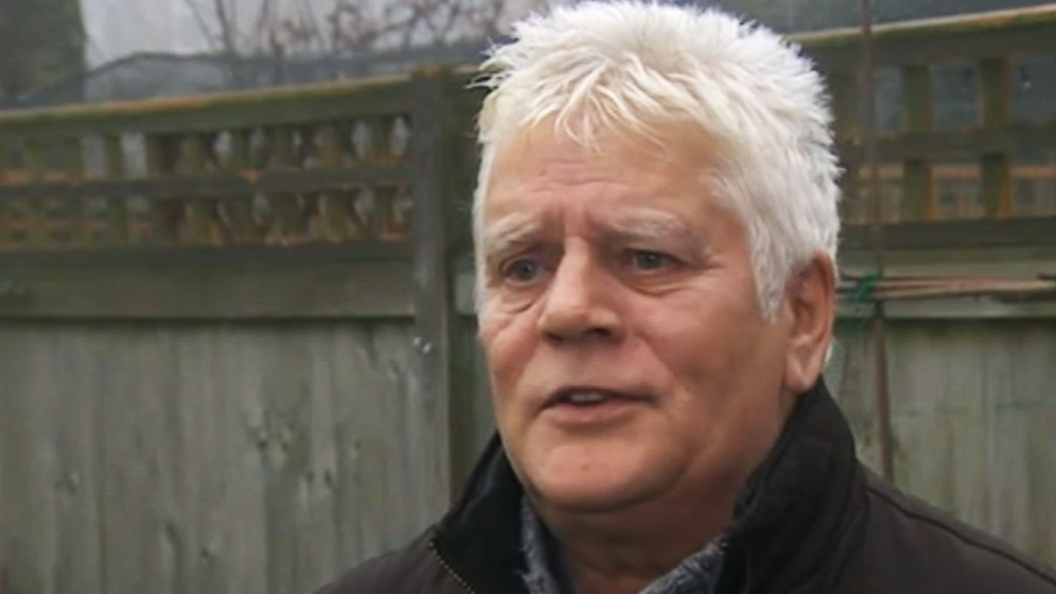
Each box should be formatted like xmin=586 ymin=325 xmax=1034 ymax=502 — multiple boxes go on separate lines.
xmin=532 ymin=482 xmax=738 ymax=594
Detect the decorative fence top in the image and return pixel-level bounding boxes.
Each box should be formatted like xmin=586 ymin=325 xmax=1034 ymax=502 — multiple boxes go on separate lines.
xmin=1 ymin=6 xmax=1056 ymax=255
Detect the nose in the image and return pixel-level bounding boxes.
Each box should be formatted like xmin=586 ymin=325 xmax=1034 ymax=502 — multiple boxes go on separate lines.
xmin=537 ymin=248 xmax=625 ymax=344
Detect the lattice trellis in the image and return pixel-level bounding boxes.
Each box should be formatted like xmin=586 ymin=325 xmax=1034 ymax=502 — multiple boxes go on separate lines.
xmin=0 ymin=85 xmax=420 ymax=251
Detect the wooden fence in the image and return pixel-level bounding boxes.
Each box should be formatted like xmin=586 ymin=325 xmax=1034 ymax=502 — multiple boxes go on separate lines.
xmin=0 ymin=7 xmax=1055 ymax=594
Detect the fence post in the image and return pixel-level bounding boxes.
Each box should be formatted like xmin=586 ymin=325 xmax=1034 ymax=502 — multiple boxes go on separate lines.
xmin=411 ymin=66 xmax=476 ymax=503
xmin=979 ymin=57 xmax=1013 ymax=217
xmin=901 ymin=63 xmax=935 ymax=221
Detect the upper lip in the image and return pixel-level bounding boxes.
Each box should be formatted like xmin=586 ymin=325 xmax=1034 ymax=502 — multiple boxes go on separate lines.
xmin=541 ymin=386 xmax=653 ymax=410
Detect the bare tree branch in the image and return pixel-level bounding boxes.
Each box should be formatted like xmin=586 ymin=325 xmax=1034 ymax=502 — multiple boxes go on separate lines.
xmin=180 ymin=0 xmax=221 ymax=53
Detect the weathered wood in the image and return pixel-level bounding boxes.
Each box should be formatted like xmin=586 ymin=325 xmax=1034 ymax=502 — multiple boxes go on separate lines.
xmin=63 ymin=138 xmax=90 ymax=247
xmin=104 ymin=134 xmax=131 ymax=245
xmin=0 ymin=255 xmax=414 ymax=320
xmin=146 ymin=134 xmax=181 ymax=244
xmin=840 ymin=215 xmax=1056 ymax=251
xmin=0 ymin=166 xmax=414 ymax=202
xmin=0 ymin=77 xmax=415 ymax=140
xmin=24 ymin=141 xmax=48 ymax=248
xmin=268 ymin=127 xmax=303 ymax=241
xmin=837 ymin=121 xmax=1056 ymax=164
xmin=0 ymin=319 xmax=450 ymax=593
xmin=979 ymin=58 xmax=1014 ymax=217
xmin=798 ymin=5 xmax=1056 ymax=72
xmin=182 ymin=134 xmax=216 ymax=243
xmin=0 ymin=138 xmax=11 ymax=248
xmin=411 ymin=67 xmax=475 ymax=501
xmin=829 ymin=319 xmax=1056 ymax=564
xmin=318 ymin=123 xmax=351 ymax=241
xmin=223 ymin=130 xmax=258 ymax=243
xmin=827 ymin=72 xmax=862 ymax=222
xmin=901 ymin=64 xmax=935 ymax=221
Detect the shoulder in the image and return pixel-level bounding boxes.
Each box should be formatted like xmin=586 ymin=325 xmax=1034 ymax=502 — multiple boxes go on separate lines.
xmin=314 ymin=528 xmax=457 ymax=594
xmin=856 ymin=472 xmax=1056 ymax=593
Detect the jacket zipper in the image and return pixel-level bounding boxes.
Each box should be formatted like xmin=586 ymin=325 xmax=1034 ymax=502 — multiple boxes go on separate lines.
xmin=429 ymin=539 xmax=481 ymax=594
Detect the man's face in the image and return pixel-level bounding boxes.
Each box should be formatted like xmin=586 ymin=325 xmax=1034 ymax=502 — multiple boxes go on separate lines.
xmin=478 ymin=126 xmax=801 ymax=514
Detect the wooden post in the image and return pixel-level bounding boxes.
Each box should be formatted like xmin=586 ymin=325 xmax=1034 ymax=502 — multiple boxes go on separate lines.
xmin=65 ymin=137 xmax=90 ymax=246
xmin=979 ymin=57 xmax=1013 ymax=217
xmin=270 ymin=126 xmax=301 ymax=240
xmin=318 ymin=122 xmax=351 ymax=242
xmin=0 ymin=138 xmax=9 ymax=249
xmin=183 ymin=134 xmax=214 ymax=244
xmin=829 ymin=70 xmax=862 ymax=223
xmin=225 ymin=129 xmax=257 ymax=243
xmin=411 ymin=67 xmax=475 ymax=503
xmin=146 ymin=133 xmax=181 ymax=244
xmin=25 ymin=140 xmax=48 ymax=248
xmin=901 ymin=63 xmax=935 ymax=221
xmin=104 ymin=134 xmax=130 ymax=245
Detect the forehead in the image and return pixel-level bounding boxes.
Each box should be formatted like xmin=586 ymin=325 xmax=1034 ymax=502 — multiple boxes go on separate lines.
xmin=481 ymin=124 xmax=718 ymax=232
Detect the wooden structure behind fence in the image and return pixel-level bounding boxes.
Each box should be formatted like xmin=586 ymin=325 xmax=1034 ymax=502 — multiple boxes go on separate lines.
xmin=0 ymin=7 xmax=1055 ymax=594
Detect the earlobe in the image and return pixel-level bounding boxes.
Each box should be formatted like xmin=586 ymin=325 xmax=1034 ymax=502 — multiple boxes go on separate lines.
xmin=783 ymin=255 xmax=836 ymax=394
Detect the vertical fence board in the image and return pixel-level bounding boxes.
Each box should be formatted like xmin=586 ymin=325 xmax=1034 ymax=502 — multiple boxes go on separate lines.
xmin=24 ymin=141 xmax=48 ymax=248
xmin=52 ymin=331 xmax=103 ymax=594
xmin=0 ymin=138 xmax=10 ymax=249
xmin=901 ymin=63 xmax=935 ymax=220
xmin=411 ymin=67 xmax=475 ymax=502
xmin=979 ymin=58 xmax=1013 ymax=217
xmin=104 ymin=135 xmax=130 ymax=245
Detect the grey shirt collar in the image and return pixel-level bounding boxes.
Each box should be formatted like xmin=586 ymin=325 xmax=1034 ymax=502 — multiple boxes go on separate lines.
xmin=520 ymin=498 xmax=728 ymax=594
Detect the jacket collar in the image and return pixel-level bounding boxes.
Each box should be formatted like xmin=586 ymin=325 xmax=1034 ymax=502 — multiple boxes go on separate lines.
xmin=431 ymin=380 xmax=866 ymax=594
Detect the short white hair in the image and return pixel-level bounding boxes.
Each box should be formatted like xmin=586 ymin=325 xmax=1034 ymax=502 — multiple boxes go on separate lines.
xmin=472 ymin=0 xmax=841 ymax=319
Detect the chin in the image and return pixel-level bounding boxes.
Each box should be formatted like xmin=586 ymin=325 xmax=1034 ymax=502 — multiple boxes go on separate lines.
xmin=519 ymin=445 xmax=675 ymax=514
xmin=530 ymin=474 xmax=658 ymax=513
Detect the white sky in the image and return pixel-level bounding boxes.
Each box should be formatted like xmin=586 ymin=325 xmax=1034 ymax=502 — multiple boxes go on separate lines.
xmin=80 ymin=0 xmax=546 ymax=67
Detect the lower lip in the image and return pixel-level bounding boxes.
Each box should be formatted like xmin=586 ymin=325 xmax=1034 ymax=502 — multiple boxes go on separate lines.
xmin=542 ymin=398 xmax=648 ymax=428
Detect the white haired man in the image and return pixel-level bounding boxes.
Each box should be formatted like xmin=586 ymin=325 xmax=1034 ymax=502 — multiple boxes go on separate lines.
xmin=319 ymin=2 xmax=1056 ymax=593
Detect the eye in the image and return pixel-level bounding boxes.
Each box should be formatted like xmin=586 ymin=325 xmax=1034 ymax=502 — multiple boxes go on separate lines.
xmin=502 ymin=257 xmax=544 ymax=283
xmin=631 ymin=250 xmax=671 ymax=271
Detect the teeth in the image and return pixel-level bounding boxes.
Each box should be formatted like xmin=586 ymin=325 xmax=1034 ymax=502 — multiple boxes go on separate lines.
xmin=566 ymin=391 xmax=611 ymax=404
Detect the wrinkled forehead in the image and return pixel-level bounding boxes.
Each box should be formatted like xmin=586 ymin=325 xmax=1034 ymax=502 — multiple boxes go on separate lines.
xmin=478 ymin=120 xmax=729 ymax=230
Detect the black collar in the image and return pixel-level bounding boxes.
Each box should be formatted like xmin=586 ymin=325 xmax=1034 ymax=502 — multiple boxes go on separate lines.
xmin=432 ymin=380 xmax=866 ymax=594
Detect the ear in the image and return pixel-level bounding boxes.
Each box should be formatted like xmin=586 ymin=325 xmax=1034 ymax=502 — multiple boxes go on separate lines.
xmin=783 ymin=254 xmax=836 ymax=394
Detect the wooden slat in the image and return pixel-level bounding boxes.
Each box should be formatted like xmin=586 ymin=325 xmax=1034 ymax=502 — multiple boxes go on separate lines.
xmin=799 ymin=5 xmax=1056 ymax=73
xmin=0 ymin=166 xmax=414 ymax=201
xmin=146 ymin=133 xmax=181 ymax=244
xmin=0 ymin=76 xmax=415 ymax=140
xmin=182 ymin=134 xmax=215 ymax=243
xmin=828 ymin=71 xmax=862 ymax=221
xmin=24 ymin=141 xmax=48 ymax=248
xmin=224 ymin=129 xmax=258 ymax=243
xmin=318 ymin=122 xmax=351 ymax=242
xmin=0 ymin=138 xmax=10 ymax=249
xmin=0 ymin=257 xmax=414 ymax=319
xmin=840 ymin=215 xmax=1056 ymax=251
xmin=901 ymin=64 xmax=935 ymax=221
xmin=411 ymin=68 xmax=475 ymax=502
xmin=838 ymin=120 xmax=1056 ymax=164
xmin=65 ymin=138 xmax=90 ymax=246
xmin=104 ymin=134 xmax=130 ymax=245
xmin=979 ymin=58 xmax=1013 ymax=217
xmin=269 ymin=126 xmax=303 ymax=240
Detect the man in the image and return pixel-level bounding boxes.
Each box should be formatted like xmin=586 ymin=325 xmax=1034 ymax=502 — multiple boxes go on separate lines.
xmin=320 ymin=2 xmax=1056 ymax=593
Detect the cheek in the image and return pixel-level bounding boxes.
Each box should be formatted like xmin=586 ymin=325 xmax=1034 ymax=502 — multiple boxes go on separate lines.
xmin=479 ymin=307 xmax=536 ymax=402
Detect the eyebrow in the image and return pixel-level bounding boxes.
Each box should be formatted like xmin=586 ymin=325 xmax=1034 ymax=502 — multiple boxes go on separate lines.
xmin=479 ymin=208 xmax=706 ymax=261
xmin=480 ymin=213 xmax=548 ymax=261
xmin=602 ymin=209 xmax=705 ymax=249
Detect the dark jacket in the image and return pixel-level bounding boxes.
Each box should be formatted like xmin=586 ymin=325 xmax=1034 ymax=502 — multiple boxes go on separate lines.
xmin=318 ymin=382 xmax=1056 ymax=594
